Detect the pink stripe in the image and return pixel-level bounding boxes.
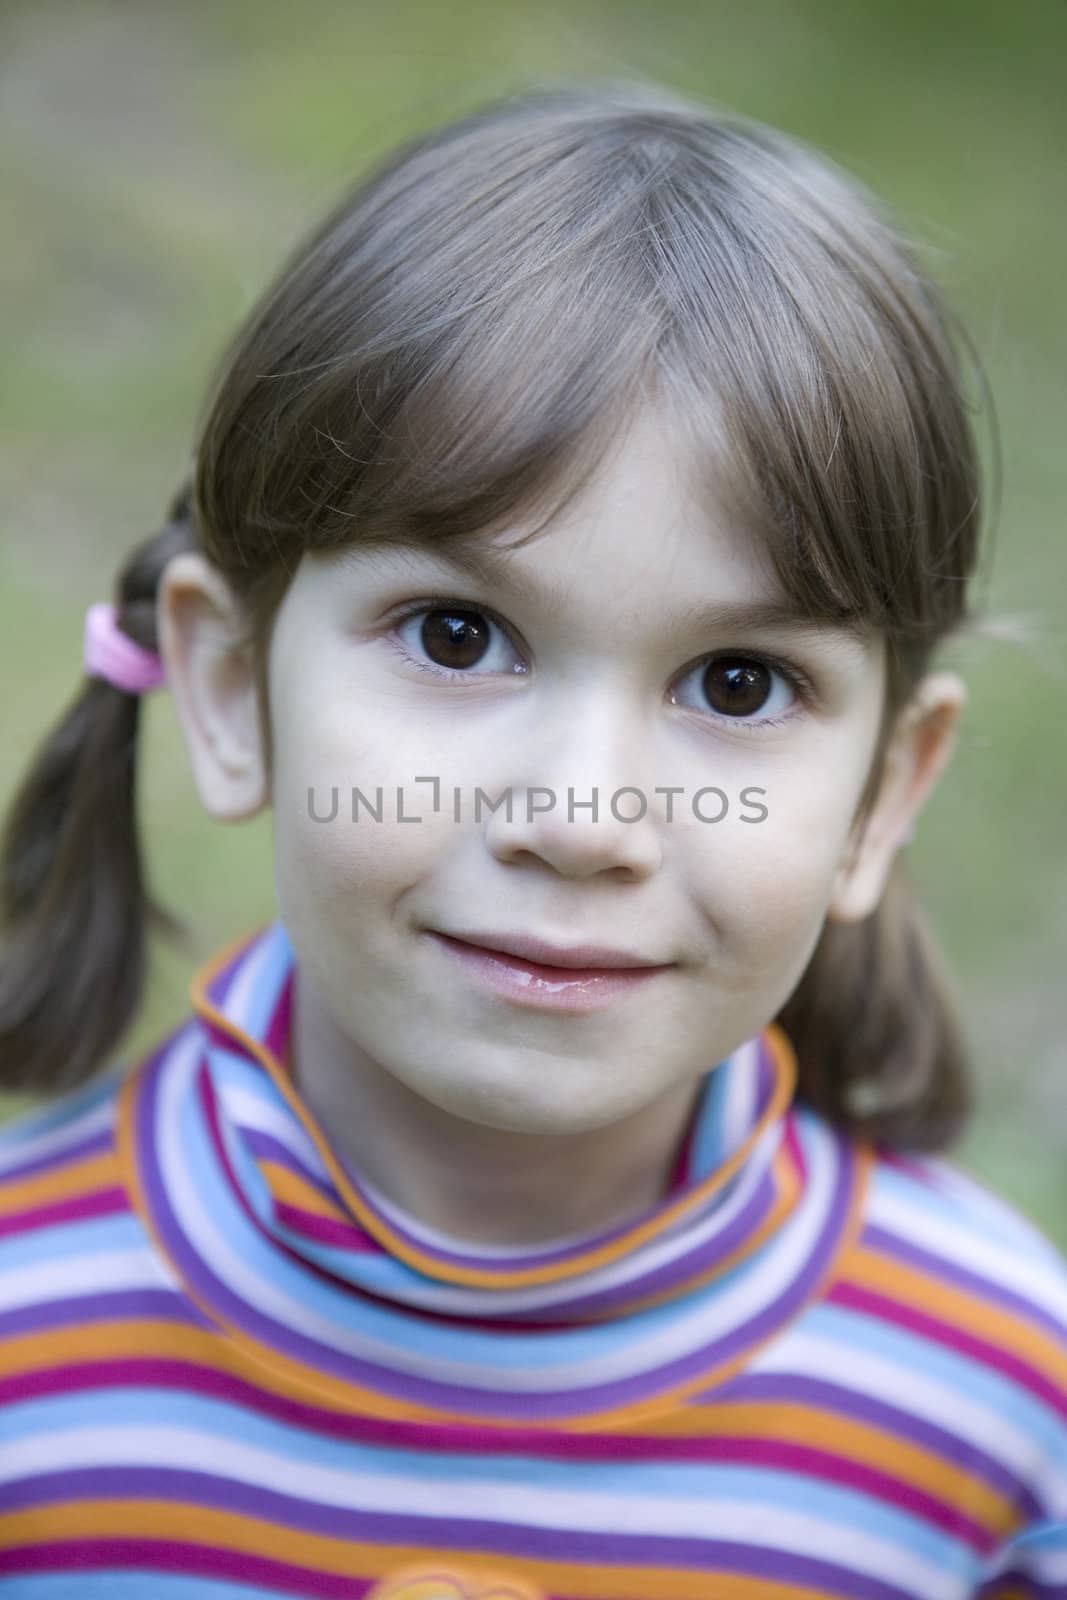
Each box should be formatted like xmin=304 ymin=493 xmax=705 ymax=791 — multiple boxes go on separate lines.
xmin=783 ymin=1112 xmax=807 ymax=1185
xmin=0 ymin=1353 xmax=963 ymax=1468
xmin=0 ymin=1540 xmax=375 ymax=1597
xmin=272 ymin=1200 xmax=377 ymax=1252
xmin=264 ymin=971 xmax=294 ymax=1069
xmin=196 ymin=1066 xmax=381 ymax=1295
xmin=876 ymin=1150 xmax=943 ymax=1191
xmin=698 ymin=1435 xmax=994 ymax=1551
xmin=829 ymin=1280 xmax=1067 ymax=1417
xmin=0 ymin=1185 xmax=129 ymax=1239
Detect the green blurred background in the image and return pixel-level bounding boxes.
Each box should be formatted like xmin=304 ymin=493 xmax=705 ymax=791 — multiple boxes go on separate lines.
xmin=1 ymin=0 xmax=1064 ymax=1242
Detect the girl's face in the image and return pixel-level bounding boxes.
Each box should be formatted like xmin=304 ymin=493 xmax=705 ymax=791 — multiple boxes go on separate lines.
xmin=253 ymin=404 xmax=918 ymax=1137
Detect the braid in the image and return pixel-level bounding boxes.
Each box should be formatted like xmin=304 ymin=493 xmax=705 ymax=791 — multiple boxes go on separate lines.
xmin=0 ymin=479 xmax=198 ymax=1096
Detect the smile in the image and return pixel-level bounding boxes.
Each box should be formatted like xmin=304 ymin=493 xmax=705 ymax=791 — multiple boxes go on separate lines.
xmin=426 ymin=931 xmax=671 ymax=1012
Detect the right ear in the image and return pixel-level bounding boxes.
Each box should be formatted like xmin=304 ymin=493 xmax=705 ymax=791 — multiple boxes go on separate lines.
xmin=157 ymin=552 xmax=269 ymax=820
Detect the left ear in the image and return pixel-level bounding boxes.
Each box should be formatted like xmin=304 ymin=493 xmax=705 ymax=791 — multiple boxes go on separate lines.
xmin=828 ymin=671 xmax=967 ymax=924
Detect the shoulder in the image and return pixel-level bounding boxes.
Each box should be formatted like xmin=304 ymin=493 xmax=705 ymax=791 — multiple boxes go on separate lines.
xmin=861 ymin=1142 xmax=1067 ymax=1316
xmin=0 ymin=1065 xmax=148 ymax=1301
xmin=0 ymin=1066 xmax=126 ymax=1187
xmin=856 ymin=1144 xmax=1067 ymax=1520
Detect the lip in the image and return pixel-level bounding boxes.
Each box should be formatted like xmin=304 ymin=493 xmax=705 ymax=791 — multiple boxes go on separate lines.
xmin=426 ymin=930 xmax=672 ymax=1012
xmin=434 ymin=929 xmax=667 ymax=970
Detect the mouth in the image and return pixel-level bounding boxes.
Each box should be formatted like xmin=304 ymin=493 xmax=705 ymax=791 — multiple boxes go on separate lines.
xmin=431 ymin=929 xmax=670 ymax=972
xmin=425 ymin=930 xmax=673 ymax=1012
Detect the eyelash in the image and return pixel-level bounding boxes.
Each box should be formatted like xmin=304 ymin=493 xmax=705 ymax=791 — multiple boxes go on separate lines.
xmin=383 ymin=594 xmax=816 ymax=733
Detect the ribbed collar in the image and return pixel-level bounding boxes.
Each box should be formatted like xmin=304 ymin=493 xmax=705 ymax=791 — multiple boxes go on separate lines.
xmin=119 ymin=919 xmax=869 ymax=1426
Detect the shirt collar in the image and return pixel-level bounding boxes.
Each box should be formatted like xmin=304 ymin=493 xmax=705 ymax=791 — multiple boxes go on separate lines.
xmin=120 ymin=918 xmax=868 ymax=1425
xmin=188 ymin=919 xmax=802 ymax=1304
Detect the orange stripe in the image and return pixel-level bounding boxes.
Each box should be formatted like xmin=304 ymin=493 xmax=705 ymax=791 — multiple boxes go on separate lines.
xmin=265 ymin=1135 xmax=804 ymax=1324
xmin=261 ymin=1160 xmax=357 ymax=1225
xmin=0 ymin=1502 xmax=848 ymax=1600
xmin=628 ymin=1398 xmax=1016 ymax=1536
xmin=844 ymin=1245 xmax=1067 ymax=1389
xmin=1 ymin=1151 xmax=124 ymax=1211
xmin=185 ymin=928 xmax=800 ymax=1290
xmin=111 ymin=1001 xmax=873 ymax=1433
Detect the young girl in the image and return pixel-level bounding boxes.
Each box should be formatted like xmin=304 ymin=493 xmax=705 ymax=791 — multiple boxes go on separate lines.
xmin=1 ymin=78 xmax=1064 ymax=1600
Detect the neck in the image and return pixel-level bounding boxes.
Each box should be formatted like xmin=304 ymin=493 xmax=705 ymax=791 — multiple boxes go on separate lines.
xmin=288 ymin=965 xmax=707 ymax=1250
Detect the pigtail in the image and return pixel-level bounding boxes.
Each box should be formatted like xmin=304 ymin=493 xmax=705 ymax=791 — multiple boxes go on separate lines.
xmin=0 ymin=480 xmax=199 ymax=1098
xmin=775 ymin=853 xmax=975 ymax=1153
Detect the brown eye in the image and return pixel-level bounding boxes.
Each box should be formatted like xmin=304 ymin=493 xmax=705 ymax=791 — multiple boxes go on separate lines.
xmin=671 ymin=652 xmax=801 ymax=731
xmin=420 ymin=609 xmax=492 ymax=671
xmin=702 ymin=657 xmax=773 ymax=718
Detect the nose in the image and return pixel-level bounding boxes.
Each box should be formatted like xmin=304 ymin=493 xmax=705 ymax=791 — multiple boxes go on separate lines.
xmin=483 ymin=683 xmax=664 ymax=880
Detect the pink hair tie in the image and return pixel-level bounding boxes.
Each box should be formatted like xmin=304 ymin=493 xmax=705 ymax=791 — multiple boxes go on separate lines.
xmin=83 ymin=601 xmax=166 ymax=695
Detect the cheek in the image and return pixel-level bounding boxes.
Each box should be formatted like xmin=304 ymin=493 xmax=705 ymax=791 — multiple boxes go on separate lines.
xmin=270 ymin=692 xmax=465 ymax=930
xmin=683 ymin=764 xmax=861 ymax=963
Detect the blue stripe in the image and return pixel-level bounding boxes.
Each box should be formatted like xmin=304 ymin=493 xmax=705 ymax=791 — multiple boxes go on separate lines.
xmin=0 ymin=1210 xmax=148 ymax=1274
xmin=687 ymin=1056 xmax=730 ymax=1174
xmin=869 ymin=1159 xmax=1047 ymax=1259
xmin=803 ymin=1298 xmax=1067 ymax=1457
xmin=1 ymin=1393 xmax=966 ymax=1570
xmin=0 ymin=1070 xmax=121 ymax=1164
xmin=232 ymin=921 xmax=294 ymax=1042
xmin=1 ymin=1577 xmax=283 ymax=1599
xmin=179 ymin=1038 xmax=761 ymax=1374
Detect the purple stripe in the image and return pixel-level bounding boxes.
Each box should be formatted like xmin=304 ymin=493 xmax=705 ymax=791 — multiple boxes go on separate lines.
xmin=193 ymin=1104 xmax=776 ymax=1336
xmin=329 ymin=1036 xmax=774 ymax=1279
xmin=202 ymin=936 xmax=779 ymax=1287
xmin=975 ymin=1565 xmax=1058 ymax=1599
xmin=202 ymin=923 xmax=274 ymax=1011
xmin=831 ymin=1278 xmax=1067 ymax=1418
xmin=133 ymin=1033 xmax=854 ymax=1420
xmin=5 ymin=1349 xmax=1007 ymax=1491
xmin=0 ymin=1474 xmax=930 ymax=1596
xmin=0 ymin=1125 xmax=114 ymax=1186
xmin=0 ymin=1348 xmax=1041 ymax=1531
xmin=0 ymin=1287 xmax=213 ymax=1342
xmin=512 ymin=1159 xmax=783 ymax=1322
xmin=242 ymin=1129 xmax=337 ymax=1208
xmin=708 ymin=1370 xmax=1044 ymax=1522
xmin=863 ymin=1221 xmax=1067 ymax=1345
xmin=0 ymin=1540 xmax=373 ymax=1597
xmin=254 ymin=1148 xmax=789 ymax=1328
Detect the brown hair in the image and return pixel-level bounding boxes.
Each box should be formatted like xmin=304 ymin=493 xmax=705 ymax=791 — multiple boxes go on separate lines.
xmin=0 ymin=78 xmax=1004 ymax=1150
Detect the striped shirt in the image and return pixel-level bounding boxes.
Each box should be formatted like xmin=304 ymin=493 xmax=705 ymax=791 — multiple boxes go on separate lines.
xmin=2 ymin=916 xmax=1066 ymax=1598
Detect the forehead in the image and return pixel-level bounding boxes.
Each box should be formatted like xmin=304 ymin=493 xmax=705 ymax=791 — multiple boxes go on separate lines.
xmin=324 ymin=408 xmax=876 ymax=661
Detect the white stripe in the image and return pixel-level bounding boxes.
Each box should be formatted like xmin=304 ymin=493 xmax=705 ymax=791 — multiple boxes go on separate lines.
xmin=214 ymin=1078 xmax=330 ymax=1182
xmin=866 ymin=1174 xmax=1067 ymax=1326
xmin=0 ymin=1423 xmax=964 ymax=1597
xmin=161 ymin=1029 xmax=841 ymax=1389
xmin=0 ymin=1093 xmax=116 ymax=1180
xmin=926 ymin=1159 xmax=1067 ymax=1263
xmin=225 ymin=1035 xmax=785 ymax=1319
xmin=980 ymin=1532 xmax=1067 ymax=1584
xmin=722 ymin=1034 xmax=760 ymax=1148
xmin=216 ymin=1039 xmax=778 ymax=1306
xmin=334 ymin=1107 xmax=780 ymax=1316
xmin=0 ymin=1247 xmax=179 ymax=1312
xmin=217 ymin=925 xmax=284 ymax=1031
xmin=352 ymin=1043 xmax=767 ymax=1251
xmin=750 ymin=1326 xmax=1067 ymax=1504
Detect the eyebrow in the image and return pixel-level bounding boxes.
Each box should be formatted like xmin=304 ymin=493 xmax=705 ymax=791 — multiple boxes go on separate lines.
xmin=346 ymin=540 xmax=874 ymax=654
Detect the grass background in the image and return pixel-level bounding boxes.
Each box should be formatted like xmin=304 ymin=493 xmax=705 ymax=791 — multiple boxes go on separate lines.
xmin=1 ymin=0 xmax=1064 ymax=1243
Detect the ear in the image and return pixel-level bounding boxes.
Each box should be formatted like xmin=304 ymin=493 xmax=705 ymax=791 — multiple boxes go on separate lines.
xmin=827 ymin=671 xmax=966 ymax=923
xmin=157 ymin=552 xmax=269 ymax=821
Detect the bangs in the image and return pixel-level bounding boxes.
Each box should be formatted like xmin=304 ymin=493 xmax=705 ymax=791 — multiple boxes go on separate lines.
xmin=196 ymin=84 xmax=981 ymax=665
